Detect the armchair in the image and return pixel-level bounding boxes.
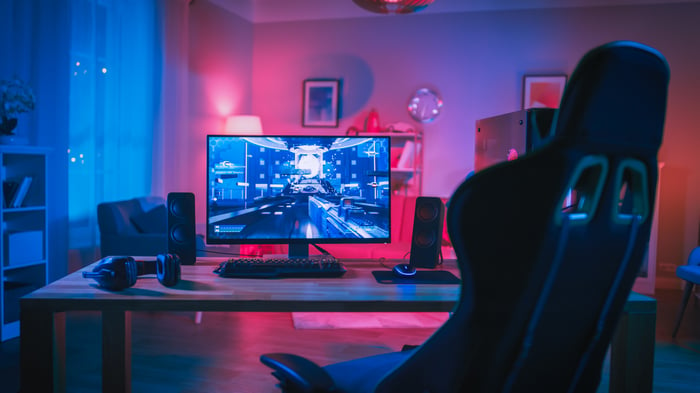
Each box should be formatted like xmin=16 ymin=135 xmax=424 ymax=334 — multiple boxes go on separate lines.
xmin=97 ymin=196 xmax=205 ymax=258
xmin=260 ymin=41 xmax=670 ymax=393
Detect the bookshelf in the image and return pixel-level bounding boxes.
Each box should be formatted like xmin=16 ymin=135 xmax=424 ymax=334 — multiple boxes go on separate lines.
xmin=367 ymin=131 xmax=423 ymax=196
xmin=0 ymin=146 xmax=49 ymax=341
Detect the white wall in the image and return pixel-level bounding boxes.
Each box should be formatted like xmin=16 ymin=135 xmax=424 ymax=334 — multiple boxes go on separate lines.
xmin=186 ymin=0 xmax=255 ymax=225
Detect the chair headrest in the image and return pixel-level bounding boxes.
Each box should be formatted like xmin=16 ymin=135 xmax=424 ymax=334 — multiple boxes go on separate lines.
xmin=554 ymin=41 xmax=670 ymax=156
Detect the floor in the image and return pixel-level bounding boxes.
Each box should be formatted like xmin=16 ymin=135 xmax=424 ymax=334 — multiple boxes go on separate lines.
xmin=0 ymin=289 xmax=698 ymax=393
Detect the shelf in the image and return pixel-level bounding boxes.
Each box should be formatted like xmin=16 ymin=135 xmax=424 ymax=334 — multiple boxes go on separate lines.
xmin=391 ymin=168 xmax=415 ymax=178
xmin=389 ymin=132 xmax=421 ymax=140
xmin=3 ymin=259 xmax=47 ymax=272
xmin=391 ymin=168 xmax=416 ymax=174
xmin=3 ymin=279 xmax=35 ymax=291
xmin=387 ymin=130 xmax=423 ymax=196
xmin=0 ymin=147 xmax=48 ymax=341
xmin=359 ymin=131 xmax=421 ymax=141
xmin=2 ymin=205 xmax=46 ymax=214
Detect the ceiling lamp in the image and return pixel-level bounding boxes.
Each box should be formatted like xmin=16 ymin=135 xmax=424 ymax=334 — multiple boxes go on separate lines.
xmin=352 ymin=0 xmax=435 ymax=14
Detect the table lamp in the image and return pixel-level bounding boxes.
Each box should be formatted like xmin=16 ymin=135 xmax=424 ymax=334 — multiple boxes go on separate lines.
xmin=224 ymin=115 xmax=263 ymax=134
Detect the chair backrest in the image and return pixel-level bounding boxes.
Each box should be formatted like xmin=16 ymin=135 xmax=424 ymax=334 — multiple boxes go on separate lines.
xmin=97 ymin=198 xmax=145 ymax=236
xmin=688 ymin=247 xmax=700 ymax=267
xmin=374 ymin=41 xmax=669 ymax=393
xmin=97 ymin=196 xmax=166 ymax=235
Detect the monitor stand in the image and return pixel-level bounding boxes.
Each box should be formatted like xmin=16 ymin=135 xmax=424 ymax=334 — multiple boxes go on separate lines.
xmin=288 ymin=243 xmax=309 ymax=259
xmin=263 ymin=244 xmax=329 ymax=260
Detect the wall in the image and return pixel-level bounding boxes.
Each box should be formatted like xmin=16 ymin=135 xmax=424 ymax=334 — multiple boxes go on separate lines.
xmin=187 ymin=0 xmax=255 ymax=224
xmin=248 ymin=4 xmax=700 ymax=282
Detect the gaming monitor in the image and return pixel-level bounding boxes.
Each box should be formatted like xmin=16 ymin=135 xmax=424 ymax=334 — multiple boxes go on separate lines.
xmin=206 ymin=135 xmax=391 ymax=257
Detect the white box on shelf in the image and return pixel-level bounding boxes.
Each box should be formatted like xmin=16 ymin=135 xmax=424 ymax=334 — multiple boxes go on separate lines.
xmin=397 ymin=140 xmax=417 ymax=169
xmin=4 ymin=230 xmax=44 ymax=267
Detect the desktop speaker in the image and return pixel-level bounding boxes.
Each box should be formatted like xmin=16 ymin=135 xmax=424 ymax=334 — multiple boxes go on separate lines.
xmin=409 ymin=196 xmax=445 ymax=269
xmin=167 ymin=192 xmax=196 ymax=265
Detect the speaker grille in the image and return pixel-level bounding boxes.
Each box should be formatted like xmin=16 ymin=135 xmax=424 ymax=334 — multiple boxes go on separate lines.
xmin=414 ymin=230 xmax=436 ymax=248
xmin=416 ymin=203 xmax=439 ymax=222
xmin=171 ymin=225 xmax=189 ymax=243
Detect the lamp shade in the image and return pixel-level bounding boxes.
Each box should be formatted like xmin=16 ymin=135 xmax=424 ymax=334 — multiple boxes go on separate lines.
xmin=352 ymin=0 xmax=435 ymax=14
xmin=224 ymin=115 xmax=263 ymax=134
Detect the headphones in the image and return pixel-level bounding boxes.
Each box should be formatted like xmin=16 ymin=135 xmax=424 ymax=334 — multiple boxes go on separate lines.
xmin=82 ymin=254 xmax=181 ymax=291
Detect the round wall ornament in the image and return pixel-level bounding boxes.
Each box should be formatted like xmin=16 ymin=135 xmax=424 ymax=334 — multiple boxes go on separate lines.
xmin=407 ymin=88 xmax=442 ymax=123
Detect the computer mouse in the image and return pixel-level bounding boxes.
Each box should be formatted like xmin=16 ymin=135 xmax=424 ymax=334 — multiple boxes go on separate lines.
xmin=392 ymin=263 xmax=417 ymax=278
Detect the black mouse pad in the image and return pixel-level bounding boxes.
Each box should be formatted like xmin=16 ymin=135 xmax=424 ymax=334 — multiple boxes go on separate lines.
xmin=372 ymin=270 xmax=461 ymax=285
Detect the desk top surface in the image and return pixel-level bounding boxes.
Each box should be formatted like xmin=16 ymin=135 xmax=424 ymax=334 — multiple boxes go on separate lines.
xmin=21 ymin=258 xmax=462 ymax=313
xmin=21 ymin=257 xmax=656 ymax=314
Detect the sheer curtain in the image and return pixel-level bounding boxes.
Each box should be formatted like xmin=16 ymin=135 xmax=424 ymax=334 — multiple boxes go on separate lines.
xmin=2 ymin=0 xmax=72 ymax=279
xmin=68 ymin=0 xmax=188 ymax=257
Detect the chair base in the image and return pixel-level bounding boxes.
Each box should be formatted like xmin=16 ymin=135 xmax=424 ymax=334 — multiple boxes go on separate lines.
xmin=671 ymin=281 xmax=695 ymax=338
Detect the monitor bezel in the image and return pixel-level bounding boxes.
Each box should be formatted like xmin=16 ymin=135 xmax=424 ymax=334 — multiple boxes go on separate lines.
xmin=205 ymin=134 xmax=392 ymax=246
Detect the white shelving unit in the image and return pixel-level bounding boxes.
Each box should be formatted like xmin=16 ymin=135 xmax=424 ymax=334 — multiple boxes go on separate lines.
xmin=0 ymin=145 xmax=49 ymax=341
xmin=369 ymin=131 xmax=423 ymax=196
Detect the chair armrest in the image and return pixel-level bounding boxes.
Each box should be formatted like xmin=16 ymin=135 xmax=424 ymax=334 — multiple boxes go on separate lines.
xmin=260 ymin=353 xmax=336 ymax=393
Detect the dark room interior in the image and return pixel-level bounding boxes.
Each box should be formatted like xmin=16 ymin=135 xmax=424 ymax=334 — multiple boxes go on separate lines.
xmin=1 ymin=0 xmax=699 ymax=392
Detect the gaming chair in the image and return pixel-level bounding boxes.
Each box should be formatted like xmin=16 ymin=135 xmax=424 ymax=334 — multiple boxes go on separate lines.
xmin=259 ymin=40 xmax=670 ymax=393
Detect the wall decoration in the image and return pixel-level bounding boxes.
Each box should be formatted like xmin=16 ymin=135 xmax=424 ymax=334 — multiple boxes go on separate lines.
xmin=522 ymin=74 xmax=567 ymax=110
xmin=407 ymin=88 xmax=443 ymax=123
xmin=303 ymin=79 xmax=340 ymax=127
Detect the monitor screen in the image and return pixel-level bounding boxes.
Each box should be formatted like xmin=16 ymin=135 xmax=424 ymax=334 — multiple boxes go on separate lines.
xmin=206 ymin=135 xmax=391 ymax=254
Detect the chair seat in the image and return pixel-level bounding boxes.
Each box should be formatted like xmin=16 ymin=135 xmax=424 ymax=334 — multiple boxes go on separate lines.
xmin=323 ymin=351 xmax=413 ymax=392
xmin=677 ymin=265 xmax=700 ymax=283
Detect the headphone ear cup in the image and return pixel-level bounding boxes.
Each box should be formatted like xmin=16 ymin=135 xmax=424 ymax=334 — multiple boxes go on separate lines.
xmin=156 ymin=253 xmax=181 ymax=287
xmin=83 ymin=256 xmax=138 ymax=291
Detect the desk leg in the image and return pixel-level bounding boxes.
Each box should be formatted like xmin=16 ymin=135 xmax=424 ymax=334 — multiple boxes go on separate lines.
xmin=19 ymin=305 xmax=66 ymax=393
xmin=609 ymin=309 xmax=656 ymax=393
xmin=102 ymin=310 xmax=132 ymax=393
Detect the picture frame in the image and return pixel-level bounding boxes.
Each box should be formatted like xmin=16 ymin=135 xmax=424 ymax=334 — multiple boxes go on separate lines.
xmin=302 ymin=79 xmax=340 ymax=127
xmin=522 ymin=74 xmax=568 ymax=110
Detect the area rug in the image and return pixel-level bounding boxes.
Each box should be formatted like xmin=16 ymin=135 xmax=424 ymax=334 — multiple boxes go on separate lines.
xmin=292 ymin=312 xmax=450 ymax=329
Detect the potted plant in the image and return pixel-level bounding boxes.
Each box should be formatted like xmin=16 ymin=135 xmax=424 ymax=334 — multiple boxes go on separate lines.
xmin=0 ymin=77 xmax=36 ymax=135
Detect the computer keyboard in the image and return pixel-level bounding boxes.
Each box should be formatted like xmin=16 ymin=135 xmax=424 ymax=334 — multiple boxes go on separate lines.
xmin=213 ymin=256 xmax=347 ymax=279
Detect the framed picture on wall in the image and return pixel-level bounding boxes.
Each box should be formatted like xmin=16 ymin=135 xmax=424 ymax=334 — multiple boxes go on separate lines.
xmin=303 ymin=79 xmax=340 ymax=127
xmin=522 ymin=74 xmax=568 ymax=110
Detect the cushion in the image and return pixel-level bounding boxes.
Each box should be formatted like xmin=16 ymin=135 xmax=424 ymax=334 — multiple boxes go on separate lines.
xmin=677 ymin=265 xmax=700 ymax=284
xmin=137 ymin=196 xmax=166 ymax=213
xmin=130 ymin=204 xmax=167 ymax=234
xmin=98 ymin=198 xmax=143 ymax=235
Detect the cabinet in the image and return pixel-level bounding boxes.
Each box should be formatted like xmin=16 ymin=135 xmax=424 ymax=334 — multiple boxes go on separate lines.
xmin=1 ymin=146 xmax=49 ymax=341
xmin=384 ymin=131 xmax=423 ymax=196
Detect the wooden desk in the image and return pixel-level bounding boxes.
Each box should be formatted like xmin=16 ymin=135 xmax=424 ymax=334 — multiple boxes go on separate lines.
xmin=19 ymin=258 xmax=655 ymax=393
